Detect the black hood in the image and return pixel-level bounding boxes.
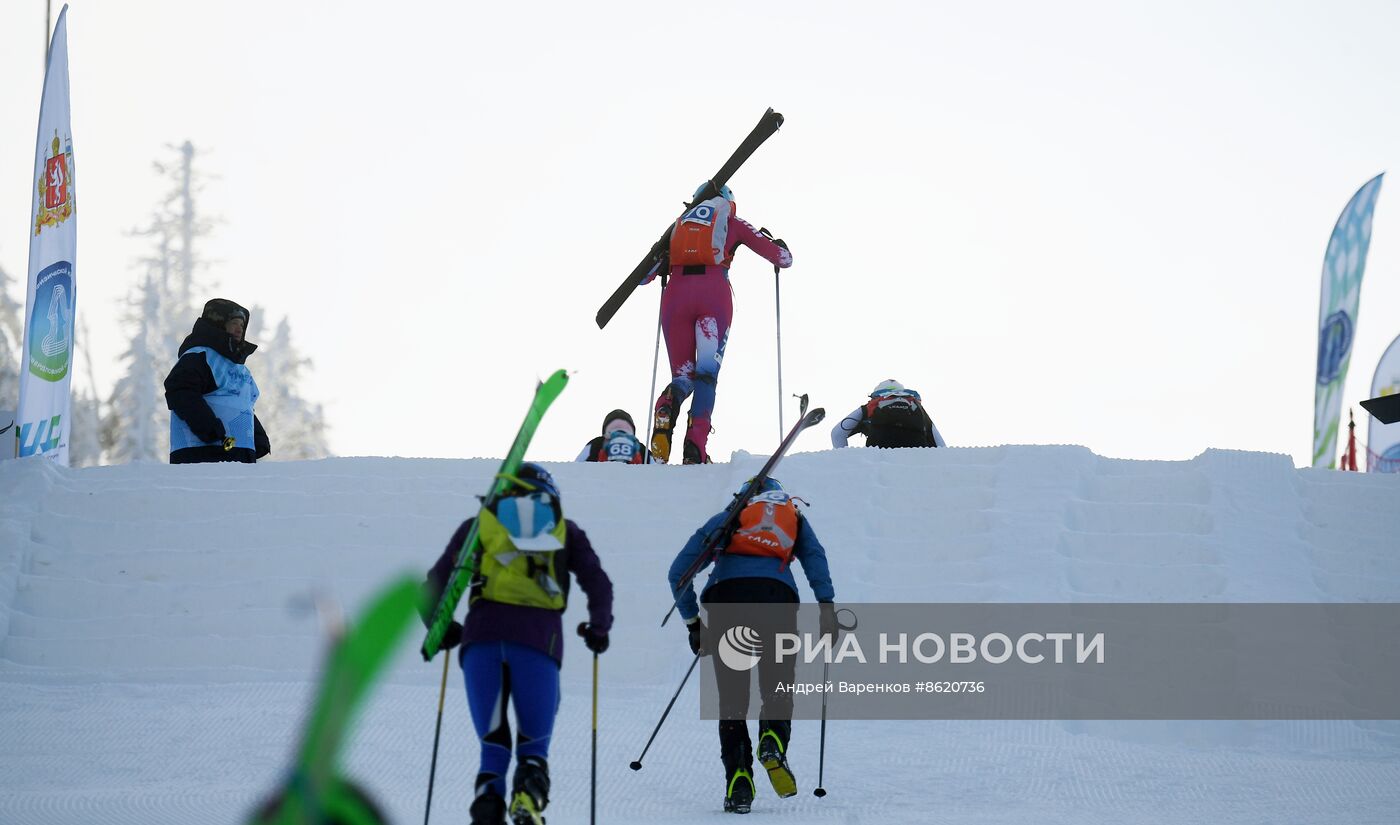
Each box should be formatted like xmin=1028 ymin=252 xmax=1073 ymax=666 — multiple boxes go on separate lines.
xmin=177 ymin=316 xmax=258 ymax=364
xmin=600 ymin=409 xmax=635 ymax=438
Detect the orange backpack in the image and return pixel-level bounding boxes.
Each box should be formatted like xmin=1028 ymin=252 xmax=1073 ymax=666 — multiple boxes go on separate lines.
xmin=669 ymin=197 xmax=732 ymax=267
xmin=725 ymin=491 xmax=800 ymax=568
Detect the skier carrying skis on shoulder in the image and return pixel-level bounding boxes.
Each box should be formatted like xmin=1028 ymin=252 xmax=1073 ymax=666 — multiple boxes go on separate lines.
xmin=422 ymin=463 xmax=613 ymax=825
xmin=667 ymin=476 xmax=838 ymax=814
xmin=831 ymin=379 xmax=946 ymax=449
xmin=574 ymin=408 xmax=654 ymax=464
xmin=645 ymin=184 xmax=793 ymax=465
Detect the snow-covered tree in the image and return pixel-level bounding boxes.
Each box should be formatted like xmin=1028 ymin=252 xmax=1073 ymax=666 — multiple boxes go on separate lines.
xmin=102 ymin=141 xmax=331 ymax=464
xmin=0 ymin=260 xmax=25 ymax=416
xmin=104 ymin=268 xmax=173 ymax=462
xmin=66 ymin=321 xmax=104 ymax=467
xmin=249 ymin=314 xmax=331 ymax=460
xmin=103 ymin=142 xmax=215 ymax=463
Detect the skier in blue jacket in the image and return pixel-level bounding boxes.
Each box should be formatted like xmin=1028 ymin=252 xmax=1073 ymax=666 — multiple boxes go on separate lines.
xmin=667 ymin=477 xmax=838 ymax=814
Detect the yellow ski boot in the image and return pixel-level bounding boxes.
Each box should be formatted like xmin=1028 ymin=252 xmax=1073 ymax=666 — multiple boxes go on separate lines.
xmin=757 ymin=729 xmax=797 ymax=798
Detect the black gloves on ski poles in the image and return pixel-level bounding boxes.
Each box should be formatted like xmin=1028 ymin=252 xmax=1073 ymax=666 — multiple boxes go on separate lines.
xmin=758 ymin=226 xmax=790 ymax=253
xmin=577 ymin=622 xmax=609 ymax=654
xmin=686 ymin=616 xmax=707 ymax=656
xmin=819 ymin=602 xmax=839 ymax=647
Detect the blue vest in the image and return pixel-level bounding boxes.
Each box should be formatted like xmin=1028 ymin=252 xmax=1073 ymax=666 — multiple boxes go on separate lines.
xmin=170 ymin=347 xmax=260 ymax=451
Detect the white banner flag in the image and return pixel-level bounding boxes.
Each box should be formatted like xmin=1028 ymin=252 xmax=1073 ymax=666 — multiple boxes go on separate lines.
xmin=1312 ymin=174 xmax=1383 ymax=468
xmin=15 ymin=7 xmax=77 ymax=463
xmin=1367 ymin=333 xmax=1400 ymax=472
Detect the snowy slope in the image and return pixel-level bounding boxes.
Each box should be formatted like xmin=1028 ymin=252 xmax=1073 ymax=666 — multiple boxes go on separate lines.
xmin=2 ymin=447 xmax=1399 ymax=824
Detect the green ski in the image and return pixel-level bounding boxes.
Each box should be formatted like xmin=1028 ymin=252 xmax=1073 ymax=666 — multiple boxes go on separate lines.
xmin=420 ymin=369 xmax=569 ymax=660
xmin=250 ymin=576 xmax=424 ymax=825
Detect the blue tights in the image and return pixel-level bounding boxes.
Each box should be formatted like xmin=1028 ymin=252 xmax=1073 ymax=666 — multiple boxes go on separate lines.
xmin=460 ymin=641 xmax=560 ymax=798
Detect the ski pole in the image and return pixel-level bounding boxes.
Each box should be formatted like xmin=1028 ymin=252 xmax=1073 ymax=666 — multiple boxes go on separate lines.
xmin=591 ymin=653 xmax=599 ymax=824
xmin=645 ymin=272 xmax=667 ymax=456
xmin=758 ymin=227 xmax=787 ymax=440
xmin=814 ymin=608 xmax=856 ymax=798
xmin=629 ymin=653 xmax=701 ymax=771
xmin=775 ymin=267 xmax=784 ymax=440
xmin=423 ymin=653 xmax=450 ymax=824
xmin=813 ymin=658 xmax=829 ymax=798
xmin=578 ymin=623 xmax=600 ymax=825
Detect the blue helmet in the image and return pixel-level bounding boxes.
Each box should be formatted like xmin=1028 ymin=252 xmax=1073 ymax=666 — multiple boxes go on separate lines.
xmin=513 ymin=462 xmax=560 ymax=500
xmin=736 ymin=476 xmax=783 ymax=498
xmin=694 ymin=181 xmax=734 ymax=202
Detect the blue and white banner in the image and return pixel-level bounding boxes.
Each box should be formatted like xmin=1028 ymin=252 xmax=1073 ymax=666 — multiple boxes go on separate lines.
xmin=1312 ymin=174 xmax=1383 ymax=469
xmin=15 ymin=7 xmax=77 ymax=463
xmin=1367 ymin=333 xmax=1400 ymax=473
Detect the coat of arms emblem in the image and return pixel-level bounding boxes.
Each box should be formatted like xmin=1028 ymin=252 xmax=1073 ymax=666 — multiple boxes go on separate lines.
xmin=34 ymin=130 xmax=75 ymax=235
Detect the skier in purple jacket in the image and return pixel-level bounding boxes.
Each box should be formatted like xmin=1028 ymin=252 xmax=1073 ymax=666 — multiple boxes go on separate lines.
xmin=423 ymin=463 xmax=613 ymax=825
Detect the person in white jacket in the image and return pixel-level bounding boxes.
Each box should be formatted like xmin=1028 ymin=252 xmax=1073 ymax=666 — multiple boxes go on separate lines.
xmin=831 ymin=380 xmax=946 ymax=449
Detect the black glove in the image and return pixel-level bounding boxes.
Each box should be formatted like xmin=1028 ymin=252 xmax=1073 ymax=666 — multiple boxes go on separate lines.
xmin=202 ymin=418 xmax=227 ymax=446
xmin=687 ymin=617 xmax=707 ymax=656
xmin=577 ymin=622 xmax=609 ymax=655
xmin=819 ymin=602 xmax=839 ymax=647
xmin=441 ymin=620 xmax=464 ymax=650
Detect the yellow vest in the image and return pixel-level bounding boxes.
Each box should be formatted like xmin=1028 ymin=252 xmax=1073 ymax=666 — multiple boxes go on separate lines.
xmin=472 ymin=506 xmax=569 ymax=611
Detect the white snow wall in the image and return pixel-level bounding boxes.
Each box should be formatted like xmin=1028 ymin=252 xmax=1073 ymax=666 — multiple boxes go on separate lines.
xmin=1 ymin=446 xmax=1398 ymax=824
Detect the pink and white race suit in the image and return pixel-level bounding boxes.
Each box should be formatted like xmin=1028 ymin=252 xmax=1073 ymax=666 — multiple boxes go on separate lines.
xmin=642 ymin=196 xmax=793 ymax=460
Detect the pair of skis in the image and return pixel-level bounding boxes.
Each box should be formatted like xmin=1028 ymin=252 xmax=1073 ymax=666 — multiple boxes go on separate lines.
xmin=421 ymin=369 xmax=570 ymax=661
xmin=595 ymin=107 xmax=786 ymax=329
xmin=662 ymin=396 xmax=825 ymax=626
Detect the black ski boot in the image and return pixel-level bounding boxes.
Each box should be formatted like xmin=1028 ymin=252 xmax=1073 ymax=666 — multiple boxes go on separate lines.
xmin=469 ymin=791 xmax=507 ymax=825
xmin=651 ymin=385 xmax=676 ymax=464
xmin=509 ymin=756 xmax=549 ymax=825
xmin=682 ymin=439 xmax=711 ymax=465
xmin=724 ymin=767 xmax=755 ymax=814
xmin=757 ymin=727 xmax=797 ymax=798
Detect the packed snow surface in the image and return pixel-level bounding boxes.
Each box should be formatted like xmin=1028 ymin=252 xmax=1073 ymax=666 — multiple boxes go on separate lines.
xmin=2 ymin=445 xmax=1399 ymax=824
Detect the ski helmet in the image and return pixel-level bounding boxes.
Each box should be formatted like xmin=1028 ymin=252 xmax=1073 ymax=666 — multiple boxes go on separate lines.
xmin=736 ymin=476 xmax=783 ymax=498
xmin=514 ymin=462 xmax=561 ymax=500
xmin=600 ymin=409 xmax=635 ymax=438
xmin=694 ymin=182 xmax=734 ymax=202
xmin=871 ymin=379 xmax=905 ymax=396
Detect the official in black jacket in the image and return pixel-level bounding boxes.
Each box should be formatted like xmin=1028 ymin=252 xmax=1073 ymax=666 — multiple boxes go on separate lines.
xmin=164 ymin=298 xmax=271 ymax=464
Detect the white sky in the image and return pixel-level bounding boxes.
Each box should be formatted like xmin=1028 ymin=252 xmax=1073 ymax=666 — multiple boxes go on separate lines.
xmin=3 ymin=0 xmax=1400 ymax=466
